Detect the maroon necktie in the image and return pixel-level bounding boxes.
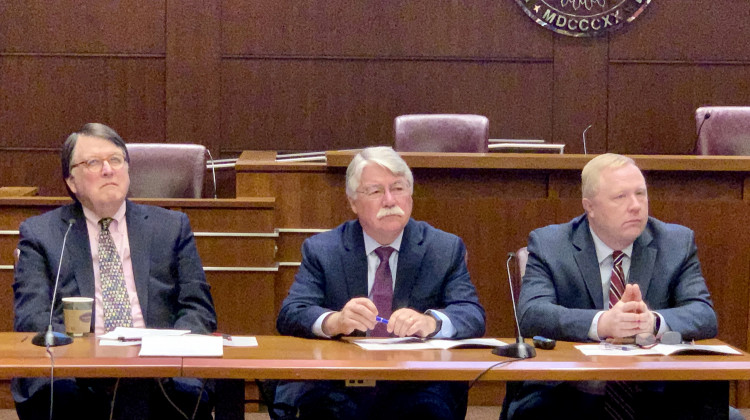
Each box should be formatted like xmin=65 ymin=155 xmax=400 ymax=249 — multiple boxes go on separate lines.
xmin=371 ymin=246 xmax=395 ymax=337
xmin=604 ymin=250 xmax=637 ymax=420
xmin=608 ymin=250 xmax=625 ymax=308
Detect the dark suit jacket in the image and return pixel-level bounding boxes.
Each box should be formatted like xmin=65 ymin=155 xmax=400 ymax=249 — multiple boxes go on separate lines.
xmin=12 ymin=200 xmax=216 ymax=402
xmin=276 ymin=218 xmax=486 ymax=339
xmin=517 ymin=214 xmax=717 ymax=342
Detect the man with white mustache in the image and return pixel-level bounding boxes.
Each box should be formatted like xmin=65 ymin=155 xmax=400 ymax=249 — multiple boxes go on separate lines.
xmin=274 ymin=146 xmax=485 ymax=420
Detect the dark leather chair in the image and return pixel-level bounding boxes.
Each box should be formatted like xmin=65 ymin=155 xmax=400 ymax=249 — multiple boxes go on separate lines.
xmin=126 ymin=143 xmax=207 ymax=198
xmin=394 ymin=114 xmax=489 ymax=153
xmin=695 ymin=106 xmax=750 ymax=155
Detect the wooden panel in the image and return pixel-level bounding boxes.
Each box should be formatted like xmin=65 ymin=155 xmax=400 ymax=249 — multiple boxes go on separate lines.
xmin=0 ymin=57 xmax=166 ymax=148
xmin=553 ymin=36 xmax=608 ymax=153
xmin=209 ymin=271 xmax=276 ymax=335
xmin=180 ymin=207 xmax=274 ymax=233
xmin=166 ymin=0 xmax=221 ymax=149
xmin=608 ymin=64 xmax=750 ymax=155
xmin=0 ymin=273 xmax=13 ymax=332
xmin=221 ymin=60 xmax=553 ymax=151
xmin=196 ymin=237 xmax=276 ymax=267
xmin=221 ymin=0 xmax=552 ymax=57
xmin=610 ymin=1 xmax=750 ymax=61
xmin=0 ymin=1 xmax=165 ymax=54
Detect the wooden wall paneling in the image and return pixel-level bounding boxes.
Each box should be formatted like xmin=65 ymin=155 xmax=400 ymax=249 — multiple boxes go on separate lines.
xmin=196 ymin=237 xmax=276 ymax=268
xmin=0 ymin=1 xmax=166 ymax=54
xmin=0 ymin=56 xmax=166 ymax=148
xmin=221 ymin=0 xmax=551 ymax=58
xmin=208 ymin=271 xmax=276 ymax=335
xmin=552 ymin=36 xmax=609 ymax=153
xmin=165 ymin=0 xmax=221 ymax=149
xmin=221 ymin=60 xmax=554 ymax=151
xmin=608 ymin=64 xmax=750 ymax=155
xmin=0 ymin=150 xmax=67 ymax=197
xmin=609 ymin=1 xmax=750 ymax=62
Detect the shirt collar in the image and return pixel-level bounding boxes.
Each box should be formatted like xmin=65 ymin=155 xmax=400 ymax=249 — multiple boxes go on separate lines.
xmin=589 ymin=225 xmax=633 ymax=264
xmin=82 ymin=201 xmax=127 ymax=233
xmin=363 ymin=230 xmax=404 ymax=256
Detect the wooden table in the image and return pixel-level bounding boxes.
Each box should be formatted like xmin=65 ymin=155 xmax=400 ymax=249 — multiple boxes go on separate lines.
xmin=2 ymin=333 xmax=747 ymax=419
xmin=0 ymin=332 xmax=181 ymax=378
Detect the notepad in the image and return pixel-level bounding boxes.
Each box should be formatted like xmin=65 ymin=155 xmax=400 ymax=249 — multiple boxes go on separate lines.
xmin=138 ymin=335 xmax=223 ymax=357
xmin=353 ymin=337 xmax=507 ymax=351
xmin=576 ymin=343 xmax=741 ymax=357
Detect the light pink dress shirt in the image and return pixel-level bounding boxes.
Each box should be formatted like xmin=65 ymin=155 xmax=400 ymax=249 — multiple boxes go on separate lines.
xmin=82 ymin=202 xmax=145 ymax=335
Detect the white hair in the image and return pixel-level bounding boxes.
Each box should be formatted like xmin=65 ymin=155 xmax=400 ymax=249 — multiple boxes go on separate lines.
xmin=345 ymin=146 xmax=414 ymax=199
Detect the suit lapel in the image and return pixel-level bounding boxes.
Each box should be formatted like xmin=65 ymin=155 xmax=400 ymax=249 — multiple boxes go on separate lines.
xmin=628 ymin=222 xmax=655 ymax=296
xmin=393 ymin=220 xmax=423 ymax=311
xmin=572 ymin=216 xmax=605 ymax=309
xmin=61 ymin=204 xmax=95 ymax=298
xmin=341 ymin=221 xmax=368 ymax=298
xmin=125 ymin=201 xmax=151 ymax=320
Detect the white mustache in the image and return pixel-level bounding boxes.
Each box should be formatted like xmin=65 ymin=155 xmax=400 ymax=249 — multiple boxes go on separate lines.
xmin=376 ymin=206 xmax=405 ymax=219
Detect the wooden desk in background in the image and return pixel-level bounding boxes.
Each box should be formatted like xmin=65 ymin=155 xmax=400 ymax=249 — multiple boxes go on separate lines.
xmin=0 ymin=187 xmax=37 ymax=197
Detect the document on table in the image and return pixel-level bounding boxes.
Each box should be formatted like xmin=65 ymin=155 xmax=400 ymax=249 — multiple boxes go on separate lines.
xmin=139 ymin=334 xmax=223 ymax=357
xmin=222 ymin=336 xmax=258 ymax=347
xmin=353 ymin=337 xmax=507 ymax=351
xmin=576 ymin=343 xmax=742 ymax=356
xmin=98 ymin=327 xmax=191 ymax=346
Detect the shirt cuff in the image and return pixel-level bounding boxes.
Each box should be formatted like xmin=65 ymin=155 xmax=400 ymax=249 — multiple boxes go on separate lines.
xmin=653 ymin=311 xmax=669 ymax=337
xmin=588 ymin=311 xmax=605 ymax=341
xmin=429 ymin=310 xmax=456 ymax=339
xmin=312 ymin=311 xmax=334 ymax=338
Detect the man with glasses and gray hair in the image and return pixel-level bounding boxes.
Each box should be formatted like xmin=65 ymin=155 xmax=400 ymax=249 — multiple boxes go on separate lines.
xmin=12 ymin=123 xmax=217 ymax=419
xmin=274 ymin=146 xmax=486 ymax=420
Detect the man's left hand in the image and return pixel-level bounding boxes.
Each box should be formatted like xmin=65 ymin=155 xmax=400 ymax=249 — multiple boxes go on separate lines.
xmin=387 ymin=308 xmax=437 ymax=338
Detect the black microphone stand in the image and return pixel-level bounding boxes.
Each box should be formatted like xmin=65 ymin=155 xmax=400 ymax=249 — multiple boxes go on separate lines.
xmin=492 ymin=253 xmax=536 ymax=359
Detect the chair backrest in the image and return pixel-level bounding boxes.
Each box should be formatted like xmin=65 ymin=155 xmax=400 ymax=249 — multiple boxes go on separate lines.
xmin=695 ymin=106 xmax=750 ymax=155
xmin=510 ymin=247 xmax=529 ymax=303
xmin=126 ymin=143 xmax=207 ymax=198
xmin=394 ymin=114 xmax=489 ymax=153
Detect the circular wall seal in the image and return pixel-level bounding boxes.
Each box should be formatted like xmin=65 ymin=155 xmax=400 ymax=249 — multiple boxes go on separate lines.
xmin=514 ymin=0 xmax=652 ymax=37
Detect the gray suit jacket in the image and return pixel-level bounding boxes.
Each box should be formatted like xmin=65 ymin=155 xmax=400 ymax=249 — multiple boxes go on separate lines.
xmin=12 ymin=200 xmax=216 ymax=402
xmin=517 ymin=214 xmax=717 ymax=342
xmin=277 ymin=218 xmax=486 ymax=339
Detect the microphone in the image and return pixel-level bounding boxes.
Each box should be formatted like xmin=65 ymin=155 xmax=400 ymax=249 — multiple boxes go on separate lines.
xmin=206 ymin=148 xmax=218 ymax=199
xmin=492 ymin=253 xmax=536 ymax=359
xmin=694 ymin=111 xmax=711 ymax=154
xmin=582 ymin=124 xmax=592 ymax=155
xmin=32 ymin=219 xmax=76 ymax=347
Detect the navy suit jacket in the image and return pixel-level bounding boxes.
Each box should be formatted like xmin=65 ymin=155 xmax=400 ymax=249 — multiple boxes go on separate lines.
xmin=12 ymin=201 xmax=216 ymax=401
xmin=517 ymin=214 xmax=717 ymax=342
xmin=277 ymin=218 xmax=486 ymax=339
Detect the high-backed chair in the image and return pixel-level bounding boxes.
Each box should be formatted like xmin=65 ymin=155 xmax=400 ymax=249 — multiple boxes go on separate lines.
xmin=126 ymin=143 xmax=207 ymax=198
xmin=695 ymin=106 xmax=750 ymax=155
xmin=394 ymin=114 xmax=489 ymax=153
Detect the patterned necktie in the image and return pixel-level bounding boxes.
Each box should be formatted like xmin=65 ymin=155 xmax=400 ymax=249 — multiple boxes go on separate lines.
xmin=371 ymin=246 xmax=395 ymax=337
xmin=604 ymin=249 xmax=637 ymax=420
xmin=99 ymin=218 xmax=133 ymax=332
xmin=608 ymin=250 xmax=626 ymax=308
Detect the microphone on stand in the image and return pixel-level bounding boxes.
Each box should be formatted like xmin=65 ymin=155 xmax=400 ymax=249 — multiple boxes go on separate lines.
xmin=694 ymin=112 xmax=711 ymax=154
xmin=31 ymin=219 xmax=76 ymax=347
xmin=492 ymin=253 xmax=536 ymax=359
xmin=582 ymin=124 xmax=593 ymax=155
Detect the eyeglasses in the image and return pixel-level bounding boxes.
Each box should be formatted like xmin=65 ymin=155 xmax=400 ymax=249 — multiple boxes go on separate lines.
xmin=356 ymin=181 xmax=411 ymax=200
xmin=70 ymin=154 xmax=126 ymax=173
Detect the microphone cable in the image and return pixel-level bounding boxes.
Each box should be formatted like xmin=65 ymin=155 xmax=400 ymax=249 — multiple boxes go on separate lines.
xmin=467 ymin=359 xmax=520 ymax=390
xmin=582 ymin=124 xmax=592 ymax=155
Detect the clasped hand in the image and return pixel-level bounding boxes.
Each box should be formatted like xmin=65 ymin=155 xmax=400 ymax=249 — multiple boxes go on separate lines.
xmin=597 ymin=284 xmax=655 ymax=338
xmin=322 ymin=297 xmax=436 ymax=337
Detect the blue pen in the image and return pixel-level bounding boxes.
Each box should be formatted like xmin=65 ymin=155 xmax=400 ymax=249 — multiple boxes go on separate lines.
xmin=375 ymin=316 xmax=389 ymax=325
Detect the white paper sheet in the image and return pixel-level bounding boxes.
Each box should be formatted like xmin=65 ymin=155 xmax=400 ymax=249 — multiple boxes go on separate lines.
xmin=138 ymin=335 xmax=223 ymax=357
xmin=576 ymin=343 xmax=741 ymax=357
xmin=353 ymin=337 xmax=507 ymax=351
